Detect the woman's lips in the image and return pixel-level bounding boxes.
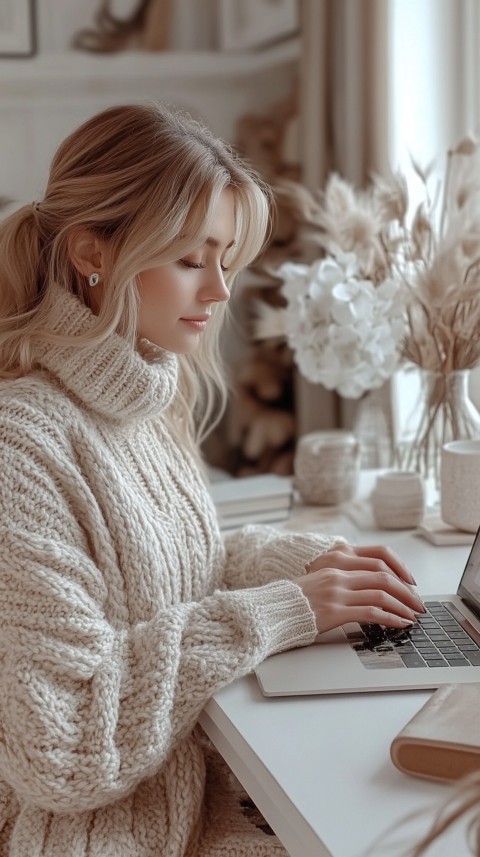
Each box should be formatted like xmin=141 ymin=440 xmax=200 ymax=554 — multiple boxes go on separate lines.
xmin=180 ymin=316 xmax=210 ymax=331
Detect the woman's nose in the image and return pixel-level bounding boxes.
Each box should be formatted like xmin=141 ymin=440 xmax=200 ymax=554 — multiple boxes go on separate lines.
xmin=203 ymin=268 xmax=230 ymax=303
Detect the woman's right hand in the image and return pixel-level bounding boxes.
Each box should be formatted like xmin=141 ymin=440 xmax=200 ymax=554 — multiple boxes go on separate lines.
xmin=295 ymin=543 xmax=425 ymax=635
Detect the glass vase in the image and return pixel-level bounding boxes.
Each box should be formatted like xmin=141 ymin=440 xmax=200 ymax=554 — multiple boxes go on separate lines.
xmin=353 ymin=384 xmax=394 ymax=469
xmin=395 ymin=370 xmax=480 ymax=489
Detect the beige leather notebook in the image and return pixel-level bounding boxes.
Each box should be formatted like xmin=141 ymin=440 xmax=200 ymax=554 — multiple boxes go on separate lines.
xmin=390 ymin=683 xmax=480 ymax=782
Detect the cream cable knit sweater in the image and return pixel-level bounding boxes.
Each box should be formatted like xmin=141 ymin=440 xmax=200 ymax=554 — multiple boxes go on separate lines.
xmin=0 ymin=288 xmax=338 ymax=857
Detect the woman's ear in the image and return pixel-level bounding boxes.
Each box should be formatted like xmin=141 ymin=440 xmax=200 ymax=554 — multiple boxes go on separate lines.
xmin=67 ymin=230 xmax=107 ymax=279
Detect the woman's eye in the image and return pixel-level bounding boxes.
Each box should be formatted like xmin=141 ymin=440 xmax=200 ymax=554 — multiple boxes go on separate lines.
xmin=179 ymin=258 xmax=229 ymax=272
xmin=180 ymin=259 xmax=205 ymax=269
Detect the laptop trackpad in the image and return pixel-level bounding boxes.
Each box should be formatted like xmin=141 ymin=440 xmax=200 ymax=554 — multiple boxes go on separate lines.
xmin=255 ymin=626 xmax=354 ymax=695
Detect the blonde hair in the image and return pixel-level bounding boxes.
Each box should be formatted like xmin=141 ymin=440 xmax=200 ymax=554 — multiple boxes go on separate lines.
xmin=0 ymin=102 xmax=271 ymax=446
xmin=408 ymin=772 xmax=480 ymax=856
xmin=368 ymin=772 xmax=480 ymax=856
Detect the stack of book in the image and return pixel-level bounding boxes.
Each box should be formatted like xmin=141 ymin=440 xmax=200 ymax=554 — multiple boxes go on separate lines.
xmin=209 ymin=473 xmax=293 ymax=531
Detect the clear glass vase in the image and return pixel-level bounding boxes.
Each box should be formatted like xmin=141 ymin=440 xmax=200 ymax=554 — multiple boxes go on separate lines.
xmin=353 ymin=384 xmax=394 ymax=469
xmin=395 ymin=370 xmax=480 ymax=488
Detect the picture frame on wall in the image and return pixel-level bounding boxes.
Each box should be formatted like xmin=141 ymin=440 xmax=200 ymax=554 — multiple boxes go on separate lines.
xmin=0 ymin=0 xmax=36 ymax=58
xmin=218 ymin=0 xmax=299 ymax=51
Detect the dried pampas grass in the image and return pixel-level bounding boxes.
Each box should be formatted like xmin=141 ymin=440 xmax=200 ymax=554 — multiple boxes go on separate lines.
xmin=390 ymin=135 xmax=480 ymax=372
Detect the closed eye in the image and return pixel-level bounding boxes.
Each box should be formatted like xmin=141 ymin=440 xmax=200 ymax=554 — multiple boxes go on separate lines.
xmin=180 ymin=259 xmax=229 ymax=272
xmin=180 ymin=260 xmax=205 ymax=270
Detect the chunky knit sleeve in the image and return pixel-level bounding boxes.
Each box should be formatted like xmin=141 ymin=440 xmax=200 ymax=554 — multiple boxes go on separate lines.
xmin=0 ymin=417 xmax=317 ymax=816
xmin=222 ymin=524 xmax=345 ymax=590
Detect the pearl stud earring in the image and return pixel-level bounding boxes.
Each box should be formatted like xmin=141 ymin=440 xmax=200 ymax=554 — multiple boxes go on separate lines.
xmin=88 ymin=272 xmax=100 ymax=287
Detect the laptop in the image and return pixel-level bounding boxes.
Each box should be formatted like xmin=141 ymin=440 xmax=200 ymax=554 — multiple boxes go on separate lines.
xmin=255 ymin=526 xmax=480 ymax=696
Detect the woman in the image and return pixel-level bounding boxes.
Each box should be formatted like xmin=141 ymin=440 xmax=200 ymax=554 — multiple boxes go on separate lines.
xmin=0 ymin=103 xmax=423 ymax=857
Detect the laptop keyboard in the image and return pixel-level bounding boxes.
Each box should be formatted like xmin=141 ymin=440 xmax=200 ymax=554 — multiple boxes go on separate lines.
xmin=347 ymin=601 xmax=480 ymax=670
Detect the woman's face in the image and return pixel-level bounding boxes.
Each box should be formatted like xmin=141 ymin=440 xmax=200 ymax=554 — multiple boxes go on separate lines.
xmin=135 ymin=188 xmax=234 ymax=353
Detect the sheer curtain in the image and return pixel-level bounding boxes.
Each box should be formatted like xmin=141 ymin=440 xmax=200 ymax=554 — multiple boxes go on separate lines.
xmin=295 ymin=0 xmax=390 ymax=435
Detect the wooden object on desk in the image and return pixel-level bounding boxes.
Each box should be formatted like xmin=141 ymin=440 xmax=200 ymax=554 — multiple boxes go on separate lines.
xmin=391 ymin=683 xmax=480 ymax=782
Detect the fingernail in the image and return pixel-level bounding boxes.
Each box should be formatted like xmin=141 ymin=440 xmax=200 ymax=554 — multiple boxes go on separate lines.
xmin=401 ymin=619 xmax=414 ymax=626
xmin=401 ymin=563 xmax=416 ymax=585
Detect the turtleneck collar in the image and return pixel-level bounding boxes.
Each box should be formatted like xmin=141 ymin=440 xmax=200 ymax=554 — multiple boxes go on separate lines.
xmin=35 ymin=286 xmax=179 ymax=424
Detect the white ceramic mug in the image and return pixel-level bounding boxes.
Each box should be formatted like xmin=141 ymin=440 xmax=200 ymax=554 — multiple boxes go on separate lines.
xmin=441 ymin=439 xmax=480 ymax=532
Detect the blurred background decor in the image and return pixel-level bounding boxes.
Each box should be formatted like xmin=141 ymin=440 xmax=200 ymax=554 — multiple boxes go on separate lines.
xmin=0 ymin=0 xmax=36 ymax=57
xmin=218 ymin=0 xmax=299 ymax=51
xmin=72 ymin=0 xmax=173 ymax=53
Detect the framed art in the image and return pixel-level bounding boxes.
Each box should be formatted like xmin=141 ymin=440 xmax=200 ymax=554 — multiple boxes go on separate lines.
xmin=218 ymin=0 xmax=299 ymax=51
xmin=0 ymin=0 xmax=36 ymax=58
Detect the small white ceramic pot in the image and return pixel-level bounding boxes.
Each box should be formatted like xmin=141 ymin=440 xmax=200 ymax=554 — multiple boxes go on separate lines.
xmin=371 ymin=470 xmax=425 ymax=529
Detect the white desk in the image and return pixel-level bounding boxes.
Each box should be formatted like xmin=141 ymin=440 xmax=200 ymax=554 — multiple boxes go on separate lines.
xmin=200 ymin=492 xmax=476 ymax=857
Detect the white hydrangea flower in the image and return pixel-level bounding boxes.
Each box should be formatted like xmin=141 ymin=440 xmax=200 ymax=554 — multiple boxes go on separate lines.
xmin=276 ymin=250 xmax=406 ymax=398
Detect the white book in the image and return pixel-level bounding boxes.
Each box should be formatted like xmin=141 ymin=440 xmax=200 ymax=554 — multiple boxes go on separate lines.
xmin=209 ymin=474 xmax=293 ymax=517
xmin=217 ymin=504 xmax=292 ymax=532
xmin=217 ymin=492 xmax=293 ymax=516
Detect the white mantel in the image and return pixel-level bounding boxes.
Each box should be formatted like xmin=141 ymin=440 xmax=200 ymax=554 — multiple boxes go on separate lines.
xmin=0 ymin=39 xmax=298 ymax=204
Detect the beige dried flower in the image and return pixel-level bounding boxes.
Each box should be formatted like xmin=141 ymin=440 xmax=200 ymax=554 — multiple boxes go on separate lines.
xmin=372 ymin=171 xmax=409 ymax=225
xmin=452 ymin=134 xmax=479 ymax=156
xmin=409 ymin=203 xmax=432 ymax=261
xmin=462 ymin=226 xmax=480 ymax=258
xmin=321 ymin=173 xmax=357 ymax=218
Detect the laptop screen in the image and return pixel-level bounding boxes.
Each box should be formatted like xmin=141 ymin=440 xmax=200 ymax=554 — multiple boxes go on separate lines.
xmin=458 ymin=526 xmax=480 ymax=617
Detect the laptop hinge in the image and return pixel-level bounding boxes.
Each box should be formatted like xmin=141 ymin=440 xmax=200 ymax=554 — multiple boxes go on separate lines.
xmin=446 ymin=601 xmax=480 ymax=645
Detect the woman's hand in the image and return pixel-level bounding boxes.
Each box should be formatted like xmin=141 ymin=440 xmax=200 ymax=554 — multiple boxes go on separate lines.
xmin=295 ymin=542 xmax=425 ymax=635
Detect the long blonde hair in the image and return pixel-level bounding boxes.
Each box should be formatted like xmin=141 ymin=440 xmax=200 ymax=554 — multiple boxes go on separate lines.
xmin=408 ymin=772 xmax=480 ymax=856
xmin=0 ymin=102 xmax=271 ymax=446
xmin=369 ymin=772 xmax=480 ymax=856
